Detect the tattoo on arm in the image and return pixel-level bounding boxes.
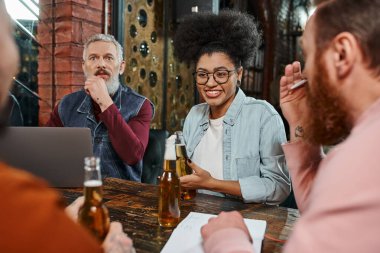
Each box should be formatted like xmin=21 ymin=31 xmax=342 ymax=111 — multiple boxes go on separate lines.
xmin=295 ymin=125 xmax=304 ymax=138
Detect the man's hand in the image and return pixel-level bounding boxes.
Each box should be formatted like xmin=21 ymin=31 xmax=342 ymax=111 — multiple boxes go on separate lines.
xmin=84 ymin=76 xmax=113 ymax=112
xmin=201 ymin=211 xmax=251 ymax=241
xmin=65 ymin=198 xmax=134 ymax=252
xmin=65 ymin=196 xmax=84 ymax=222
xmin=179 ymin=160 xmax=215 ymax=189
xmin=102 ymin=222 xmax=135 ymax=253
xmin=279 ymin=61 xmax=307 ymax=141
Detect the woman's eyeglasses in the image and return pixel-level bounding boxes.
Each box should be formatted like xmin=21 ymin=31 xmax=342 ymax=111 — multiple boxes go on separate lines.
xmin=192 ymin=69 xmax=236 ymax=85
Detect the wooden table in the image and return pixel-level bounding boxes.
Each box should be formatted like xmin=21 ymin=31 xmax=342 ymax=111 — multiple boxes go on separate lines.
xmin=60 ymin=178 xmax=299 ymax=253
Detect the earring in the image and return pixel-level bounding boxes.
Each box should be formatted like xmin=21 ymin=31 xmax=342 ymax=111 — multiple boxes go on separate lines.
xmin=237 ymin=80 xmax=241 ymax=86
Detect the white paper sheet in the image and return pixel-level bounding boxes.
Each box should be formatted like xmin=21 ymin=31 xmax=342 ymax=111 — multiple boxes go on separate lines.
xmin=161 ymin=212 xmax=267 ymax=253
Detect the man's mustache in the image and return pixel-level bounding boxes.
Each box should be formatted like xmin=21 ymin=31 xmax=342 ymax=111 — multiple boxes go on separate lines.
xmin=95 ymin=69 xmax=111 ymax=76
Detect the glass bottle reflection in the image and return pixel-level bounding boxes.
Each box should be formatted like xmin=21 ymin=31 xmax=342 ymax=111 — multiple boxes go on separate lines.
xmin=78 ymin=157 xmax=110 ymax=241
xmin=158 ymin=137 xmax=180 ymax=227
xmin=175 ymin=131 xmax=196 ymax=200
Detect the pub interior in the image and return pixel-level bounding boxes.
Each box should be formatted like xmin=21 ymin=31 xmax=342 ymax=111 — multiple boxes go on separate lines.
xmin=5 ymin=0 xmax=379 ymax=253
xmin=8 ymin=0 xmax=310 ymax=133
xmin=7 ymin=0 xmax=310 ymax=181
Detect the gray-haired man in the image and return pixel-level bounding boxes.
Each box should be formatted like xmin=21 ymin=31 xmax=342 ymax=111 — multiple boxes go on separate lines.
xmin=47 ymin=34 xmax=154 ymax=181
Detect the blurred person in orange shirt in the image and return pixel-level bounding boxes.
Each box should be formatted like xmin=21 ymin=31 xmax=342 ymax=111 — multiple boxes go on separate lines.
xmin=0 ymin=1 xmax=134 ymax=252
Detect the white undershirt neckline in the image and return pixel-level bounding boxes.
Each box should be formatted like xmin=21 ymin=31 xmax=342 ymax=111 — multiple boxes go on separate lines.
xmin=192 ymin=116 xmax=224 ymax=180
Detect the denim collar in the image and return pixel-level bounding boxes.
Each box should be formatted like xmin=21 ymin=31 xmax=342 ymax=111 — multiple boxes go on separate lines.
xmin=199 ymin=88 xmax=246 ymax=129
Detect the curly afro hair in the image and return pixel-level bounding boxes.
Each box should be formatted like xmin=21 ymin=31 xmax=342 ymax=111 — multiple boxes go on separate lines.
xmin=173 ymin=10 xmax=261 ymax=68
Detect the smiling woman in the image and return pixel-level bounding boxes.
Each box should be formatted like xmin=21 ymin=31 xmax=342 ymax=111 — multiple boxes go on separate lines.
xmin=194 ymin=53 xmax=241 ymax=119
xmin=173 ymin=10 xmax=291 ymax=204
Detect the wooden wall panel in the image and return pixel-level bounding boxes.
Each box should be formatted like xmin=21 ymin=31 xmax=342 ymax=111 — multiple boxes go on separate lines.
xmin=124 ymin=0 xmax=164 ymax=129
xmin=123 ymin=0 xmax=194 ymax=132
xmin=165 ymin=39 xmax=194 ymax=132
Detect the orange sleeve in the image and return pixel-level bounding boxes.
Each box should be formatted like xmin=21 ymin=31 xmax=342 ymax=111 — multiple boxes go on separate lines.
xmin=0 ymin=163 xmax=103 ymax=253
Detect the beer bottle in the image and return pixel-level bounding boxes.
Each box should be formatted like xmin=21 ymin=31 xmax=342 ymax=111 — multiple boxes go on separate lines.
xmin=158 ymin=136 xmax=181 ymax=227
xmin=78 ymin=156 xmax=110 ymax=241
xmin=175 ymin=131 xmax=196 ymax=200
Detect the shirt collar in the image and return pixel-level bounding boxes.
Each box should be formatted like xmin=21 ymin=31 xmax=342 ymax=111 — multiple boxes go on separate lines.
xmin=352 ymin=97 xmax=380 ymax=134
xmin=223 ymin=88 xmax=246 ymax=126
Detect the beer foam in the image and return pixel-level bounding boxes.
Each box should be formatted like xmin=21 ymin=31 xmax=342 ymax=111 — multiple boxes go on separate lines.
xmin=84 ymin=180 xmax=102 ymax=187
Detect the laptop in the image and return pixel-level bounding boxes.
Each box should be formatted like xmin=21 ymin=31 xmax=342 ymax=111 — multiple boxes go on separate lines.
xmin=0 ymin=127 xmax=93 ymax=187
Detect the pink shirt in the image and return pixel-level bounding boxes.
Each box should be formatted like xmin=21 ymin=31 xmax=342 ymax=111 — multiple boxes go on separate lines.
xmin=204 ymin=97 xmax=380 ymax=253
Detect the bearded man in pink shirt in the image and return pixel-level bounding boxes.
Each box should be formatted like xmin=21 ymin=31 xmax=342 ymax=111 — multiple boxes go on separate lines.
xmin=201 ymin=0 xmax=380 ymax=252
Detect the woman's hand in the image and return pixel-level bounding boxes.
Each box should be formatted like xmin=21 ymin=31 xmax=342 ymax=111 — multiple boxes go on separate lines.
xmin=179 ymin=160 xmax=216 ymax=189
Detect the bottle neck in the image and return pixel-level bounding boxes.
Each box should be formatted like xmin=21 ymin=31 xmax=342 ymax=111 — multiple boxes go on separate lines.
xmin=83 ymin=157 xmax=103 ymax=204
xmin=175 ymin=144 xmax=188 ymax=159
xmin=164 ymin=159 xmax=177 ymax=172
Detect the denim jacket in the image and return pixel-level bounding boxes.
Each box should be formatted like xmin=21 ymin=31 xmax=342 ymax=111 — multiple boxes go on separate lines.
xmin=58 ymin=85 xmax=147 ymax=181
xmin=183 ymin=88 xmax=291 ymax=204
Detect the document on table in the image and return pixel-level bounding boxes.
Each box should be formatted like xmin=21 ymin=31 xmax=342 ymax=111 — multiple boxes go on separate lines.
xmin=161 ymin=212 xmax=267 ymax=253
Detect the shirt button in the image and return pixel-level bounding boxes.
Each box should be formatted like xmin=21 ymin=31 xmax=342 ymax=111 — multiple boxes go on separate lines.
xmin=95 ymin=137 xmax=102 ymax=143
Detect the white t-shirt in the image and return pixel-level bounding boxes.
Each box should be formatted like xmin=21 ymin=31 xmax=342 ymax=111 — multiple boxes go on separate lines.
xmin=192 ymin=116 xmax=224 ymax=180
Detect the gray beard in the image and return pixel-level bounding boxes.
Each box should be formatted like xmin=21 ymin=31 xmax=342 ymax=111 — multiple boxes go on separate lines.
xmin=106 ymin=74 xmax=120 ymax=96
xmin=84 ymin=73 xmax=120 ymax=96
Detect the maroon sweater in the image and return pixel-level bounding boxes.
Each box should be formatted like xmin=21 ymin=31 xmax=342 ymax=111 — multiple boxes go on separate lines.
xmin=46 ymin=99 xmax=152 ymax=165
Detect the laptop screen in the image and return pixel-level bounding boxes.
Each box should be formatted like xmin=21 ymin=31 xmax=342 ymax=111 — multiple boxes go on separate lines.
xmin=0 ymin=127 xmax=93 ymax=187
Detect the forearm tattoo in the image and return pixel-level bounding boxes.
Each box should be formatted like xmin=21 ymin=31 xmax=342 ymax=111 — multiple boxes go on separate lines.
xmin=295 ymin=125 xmax=304 ymax=138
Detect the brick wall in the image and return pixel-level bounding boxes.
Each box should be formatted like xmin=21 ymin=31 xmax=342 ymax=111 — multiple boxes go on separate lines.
xmin=37 ymin=0 xmax=110 ymax=125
